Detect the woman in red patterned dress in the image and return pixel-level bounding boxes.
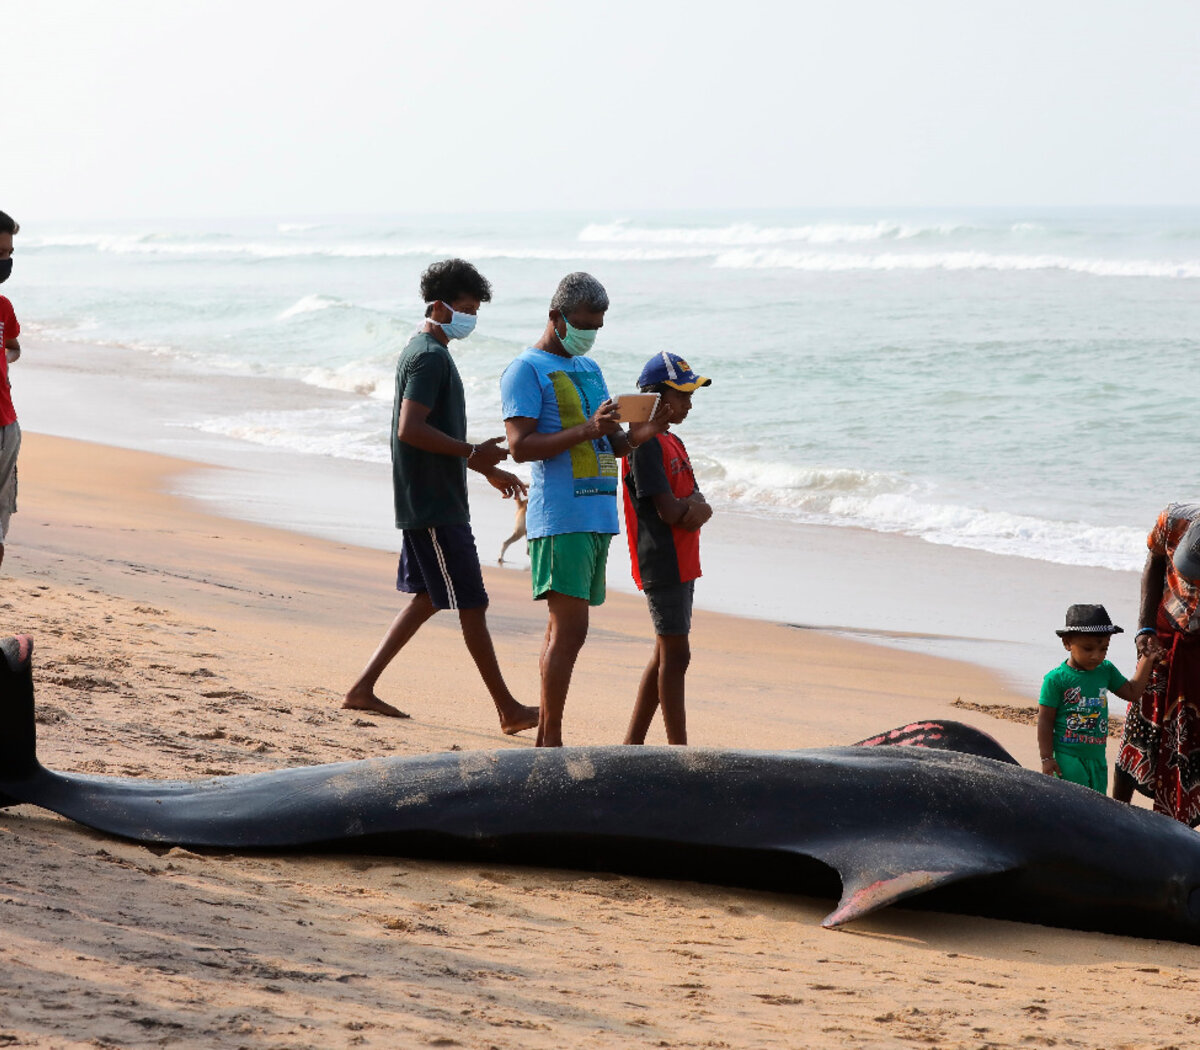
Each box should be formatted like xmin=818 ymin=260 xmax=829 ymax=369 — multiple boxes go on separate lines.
xmin=1114 ymin=504 xmax=1200 ymax=825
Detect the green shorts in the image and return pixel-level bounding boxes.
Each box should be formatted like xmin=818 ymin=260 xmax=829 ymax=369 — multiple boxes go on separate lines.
xmin=1055 ymin=751 xmax=1108 ymax=794
xmin=529 ymin=532 xmax=612 ymax=606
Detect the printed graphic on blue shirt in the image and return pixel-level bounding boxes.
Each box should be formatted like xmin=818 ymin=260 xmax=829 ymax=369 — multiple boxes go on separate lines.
xmin=546 ymin=367 xmax=618 ymax=499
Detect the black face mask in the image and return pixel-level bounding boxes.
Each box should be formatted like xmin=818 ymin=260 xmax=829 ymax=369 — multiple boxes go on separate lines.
xmin=0 ymin=259 xmax=11 ymax=284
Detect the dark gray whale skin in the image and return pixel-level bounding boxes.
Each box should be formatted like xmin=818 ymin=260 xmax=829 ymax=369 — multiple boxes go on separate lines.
xmin=5 ymin=636 xmax=1200 ymax=942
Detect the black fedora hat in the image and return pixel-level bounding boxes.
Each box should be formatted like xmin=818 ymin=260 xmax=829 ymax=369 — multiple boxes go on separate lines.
xmin=1055 ymin=604 xmax=1124 ymax=637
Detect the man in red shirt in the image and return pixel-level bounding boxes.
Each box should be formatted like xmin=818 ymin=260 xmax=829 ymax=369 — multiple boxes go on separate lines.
xmin=621 ymin=352 xmax=713 ymax=745
xmin=0 ymin=210 xmax=21 ymax=570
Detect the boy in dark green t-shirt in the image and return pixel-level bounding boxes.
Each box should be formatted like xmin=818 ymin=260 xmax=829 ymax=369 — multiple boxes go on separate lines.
xmin=342 ymin=259 xmax=538 ymax=737
xmin=1037 ymin=604 xmax=1157 ymax=794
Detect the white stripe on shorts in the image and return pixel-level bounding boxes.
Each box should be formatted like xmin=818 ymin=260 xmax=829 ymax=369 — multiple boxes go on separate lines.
xmin=428 ymin=527 xmax=458 ymax=610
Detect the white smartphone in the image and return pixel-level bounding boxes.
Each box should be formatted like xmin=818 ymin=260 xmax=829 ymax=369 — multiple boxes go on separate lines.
xmin=614 ymin=393 xmax=660 ymax=423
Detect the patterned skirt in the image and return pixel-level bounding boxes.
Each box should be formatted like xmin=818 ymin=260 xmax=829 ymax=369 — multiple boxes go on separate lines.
xmin=1116 ymin=629 xmax=1200 ymax=826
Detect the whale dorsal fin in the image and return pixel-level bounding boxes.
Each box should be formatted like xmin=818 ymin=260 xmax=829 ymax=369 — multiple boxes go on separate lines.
xmin=853 ymin=720 xmax=1019 ymax=765
xmin=0 ymin=635 xmax=33 ymax=674
xmin=1 ymin=635 xmax=41 ymax=785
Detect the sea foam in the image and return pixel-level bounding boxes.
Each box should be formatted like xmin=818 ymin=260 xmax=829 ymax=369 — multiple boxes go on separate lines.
xmin=698 ymin=454 xmax=1145 ymax=571
xmin=26 ymin=234 xmax=712 ymax=264
xmin=712 ymin=249 xmax=1200 ymax=279
xmin=277 ymin=294 xmax=352 ymax=320
xmin=579 ymin=219 xmax=969 ymax=245
xmin=187 ymin=407 xmax=391 ymax=464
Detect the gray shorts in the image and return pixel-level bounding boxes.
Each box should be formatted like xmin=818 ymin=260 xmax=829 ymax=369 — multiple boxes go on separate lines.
xmin=0 ymin=421 xmax=20 ymax=543
xmin=645 ymin=579 xmax=695 ymax=636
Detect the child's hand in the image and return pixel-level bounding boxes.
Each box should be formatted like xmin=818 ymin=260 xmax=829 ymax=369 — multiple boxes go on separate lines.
xmin=1040 ymin=756 xmax=1062 ymax=778
xmin=679 ymin=496 xmax=713 ymax=531
xmin=627 ymin=414 xmax=669 ymax=449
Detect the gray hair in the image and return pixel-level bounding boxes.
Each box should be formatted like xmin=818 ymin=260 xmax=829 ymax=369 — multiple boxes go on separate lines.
xmin=550 ymin=272 xmax=609 ymax=315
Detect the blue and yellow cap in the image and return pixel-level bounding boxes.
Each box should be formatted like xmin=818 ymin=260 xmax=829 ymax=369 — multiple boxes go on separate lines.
xmin=637 ymin=351 xmax=712 ymax=393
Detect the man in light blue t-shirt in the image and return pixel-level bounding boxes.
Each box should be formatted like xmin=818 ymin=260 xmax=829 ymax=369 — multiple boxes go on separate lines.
xmin=501 ymin=273 xmax=666 ymax=747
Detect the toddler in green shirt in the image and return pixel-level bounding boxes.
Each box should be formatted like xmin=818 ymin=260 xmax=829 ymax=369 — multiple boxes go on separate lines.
xmin=1037 ymin=604 xmax=1157 ymax=794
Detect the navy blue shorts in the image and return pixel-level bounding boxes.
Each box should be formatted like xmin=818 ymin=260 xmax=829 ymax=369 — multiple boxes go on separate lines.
xmin=397 ymin=525 xmax=488 ymax=611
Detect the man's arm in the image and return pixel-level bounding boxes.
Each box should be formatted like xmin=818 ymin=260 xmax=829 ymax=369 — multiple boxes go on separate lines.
xmin=611 ymin=400 xmax=672 ymax=459
xmin=481 ymin=467 xmax=528 ymax=500
xmin=5 ymin=337 xmax=19 ymax=364
xmin=504 ymin=402 xmax=621 ymax=463
xmin=398 ymin=398 xmax=506 ymax=471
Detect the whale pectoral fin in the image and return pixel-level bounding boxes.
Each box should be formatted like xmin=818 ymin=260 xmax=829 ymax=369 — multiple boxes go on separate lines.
xmin=806 ymin=842 xmax=1017 ymax=928
xmin=821 ymin=868 xmax=969 ymax=927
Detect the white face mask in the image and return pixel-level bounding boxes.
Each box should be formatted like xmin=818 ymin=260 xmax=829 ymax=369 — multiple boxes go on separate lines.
xmin=425 ymin=301 xmax=477 ymax=340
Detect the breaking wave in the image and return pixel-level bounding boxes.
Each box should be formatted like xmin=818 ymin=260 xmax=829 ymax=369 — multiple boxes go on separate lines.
xmin=712 ymin=248 xmax=1200 ymax=279
xmin=276 ymin=294 xmax=352 ymax=320
xmin=699 ymin=455 xmax=1145 ymax=570
xmin=579 ymin=219 xmax=972 ymax=245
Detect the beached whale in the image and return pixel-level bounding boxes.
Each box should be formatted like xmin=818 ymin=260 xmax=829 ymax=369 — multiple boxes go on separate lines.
xmin=4 ymin=634 xmax=1200 ymax=942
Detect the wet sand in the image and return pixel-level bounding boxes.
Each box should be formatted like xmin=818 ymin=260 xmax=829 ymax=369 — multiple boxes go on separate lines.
xmin=1 ymin=432 xmax=1195 ymax=1049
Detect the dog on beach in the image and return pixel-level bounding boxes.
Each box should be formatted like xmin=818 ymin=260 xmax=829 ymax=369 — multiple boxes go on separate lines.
xmin=498 ymin=495 xmax=527 ymax=565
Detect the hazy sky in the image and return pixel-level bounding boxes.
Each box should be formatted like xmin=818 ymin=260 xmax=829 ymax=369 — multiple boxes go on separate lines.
xmin=5 ymin=0 xmax=1200 ymax=220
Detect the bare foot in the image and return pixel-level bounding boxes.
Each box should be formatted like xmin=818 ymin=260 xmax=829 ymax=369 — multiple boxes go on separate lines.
xmin=536 ymin=726 xmax=563 ymax=747
xmin=342 ymin=693 xmax=411 ymax=719
xmin=500 ymin=704 xmax=540 ymax=736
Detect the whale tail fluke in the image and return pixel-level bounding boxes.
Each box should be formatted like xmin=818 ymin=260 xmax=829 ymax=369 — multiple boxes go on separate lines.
xmin=1 ymin=635 xmax=42 ymax=795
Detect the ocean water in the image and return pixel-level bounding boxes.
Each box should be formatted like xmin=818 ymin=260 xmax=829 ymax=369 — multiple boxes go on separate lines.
xmin=15 ymin=208 xmax=1200 ymax=572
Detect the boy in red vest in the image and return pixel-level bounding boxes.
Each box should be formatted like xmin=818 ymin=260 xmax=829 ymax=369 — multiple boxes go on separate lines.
xmin=0 ymin=210 xmax=21 ymax=571
xmin=621 ymin=352 xmax=713 ymax=745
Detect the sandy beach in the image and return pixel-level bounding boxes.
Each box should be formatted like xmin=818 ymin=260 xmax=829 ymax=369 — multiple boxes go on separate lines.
xmin=2 ymin=432 xmax=1198 ymax=1049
